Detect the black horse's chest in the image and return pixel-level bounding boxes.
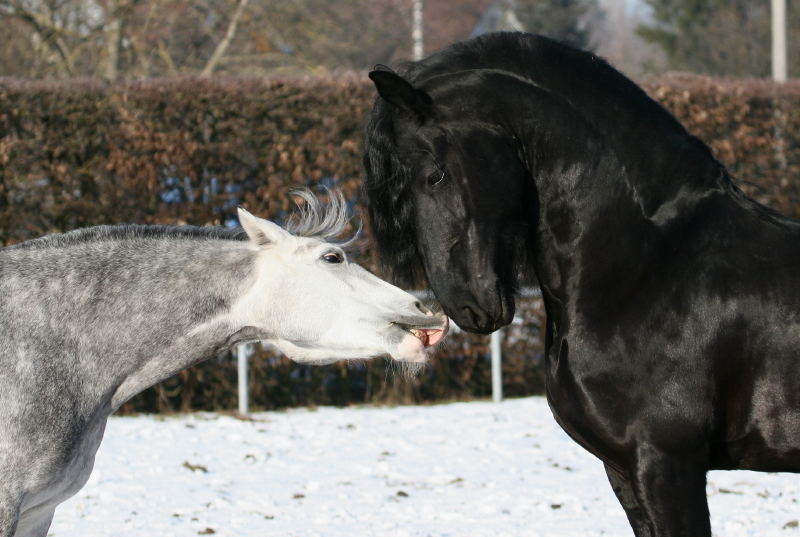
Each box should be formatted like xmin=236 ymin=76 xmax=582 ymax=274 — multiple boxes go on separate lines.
xmin=543 ymin=336 xmax=633 ymax=467
xmin=542 ymin=328 xmax=720 ymax=466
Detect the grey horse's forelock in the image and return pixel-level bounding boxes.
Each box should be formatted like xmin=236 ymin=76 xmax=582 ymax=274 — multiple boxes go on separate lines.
xmin=285 ymin=188 xmax=360 ymax=244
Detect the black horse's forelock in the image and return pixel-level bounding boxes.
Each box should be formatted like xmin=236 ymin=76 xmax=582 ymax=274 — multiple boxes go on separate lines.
xmin=363 ymin=98 xmax=428 ymax=288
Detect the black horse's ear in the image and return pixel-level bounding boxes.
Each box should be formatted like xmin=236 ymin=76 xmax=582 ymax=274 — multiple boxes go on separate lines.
xmin=368 ymin=69 xmax=433 ymax=121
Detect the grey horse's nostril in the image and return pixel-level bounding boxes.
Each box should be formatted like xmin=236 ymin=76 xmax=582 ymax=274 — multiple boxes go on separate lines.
xmin=414 ymin=301 xmax=433 ymax=315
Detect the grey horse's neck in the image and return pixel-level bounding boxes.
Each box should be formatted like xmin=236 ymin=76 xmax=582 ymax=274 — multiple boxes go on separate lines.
xmin=0 ymin=226 xmax=258 ymax=413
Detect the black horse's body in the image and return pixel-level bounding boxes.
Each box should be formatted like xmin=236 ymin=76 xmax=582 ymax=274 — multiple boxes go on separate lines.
xmin=363 ymin=32 xmax=800 ymax=536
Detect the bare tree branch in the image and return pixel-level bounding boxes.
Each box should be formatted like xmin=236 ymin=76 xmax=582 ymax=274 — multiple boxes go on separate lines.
xmin=128 ymin=0 xmax=158 ymax=76
xmin=201 ymin=0 xmax=249 ymax=77
xmin=5 ymin=0 xmax=77 ymax=76
xmin=157 ymin=38 xmax=177 ymax=75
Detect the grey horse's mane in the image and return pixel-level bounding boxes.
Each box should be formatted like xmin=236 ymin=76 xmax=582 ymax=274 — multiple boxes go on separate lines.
xmin=6 ymin=224 xmax=247 ymax=250
xmin=7 ymin=189 xmax=355 ymax=250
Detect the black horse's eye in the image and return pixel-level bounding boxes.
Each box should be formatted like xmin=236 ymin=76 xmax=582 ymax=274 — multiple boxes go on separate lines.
xmin=427 ymin=169 xmax=446 ymax=187
xmin=322 ymin=251 xmax=344 ymax=264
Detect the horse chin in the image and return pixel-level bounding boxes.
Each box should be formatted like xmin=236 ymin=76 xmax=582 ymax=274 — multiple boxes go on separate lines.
xmin=394 ymin=332 xmax=429 ymax=363
xmin=385 ymin=334 xmax=430 ymax=378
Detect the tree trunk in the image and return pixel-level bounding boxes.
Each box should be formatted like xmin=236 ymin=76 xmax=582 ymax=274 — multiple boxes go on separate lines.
xmin=104 ymin=0 xmax=124 ymax=81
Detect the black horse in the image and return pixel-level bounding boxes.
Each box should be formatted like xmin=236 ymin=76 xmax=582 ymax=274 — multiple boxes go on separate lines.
xmin=363 ymin=32 xmax=800 ymax=536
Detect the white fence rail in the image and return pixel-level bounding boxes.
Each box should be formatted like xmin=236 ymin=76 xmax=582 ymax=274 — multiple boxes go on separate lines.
xmin=236 ymin=287 xmax=542 ymax=415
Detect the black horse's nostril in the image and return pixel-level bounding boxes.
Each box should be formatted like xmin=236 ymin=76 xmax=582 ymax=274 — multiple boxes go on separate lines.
xmin=459 ymin=304 xmax=502 ymax=334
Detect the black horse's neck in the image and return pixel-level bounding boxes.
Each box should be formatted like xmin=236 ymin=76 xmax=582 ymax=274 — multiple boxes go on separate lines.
xmin=408 ymin=33 xmax=727 ymax=207
xmin=367 ymin=32 xmax=771 ymax=334
xmin=472 ymin=62 xmax=727 ymax=330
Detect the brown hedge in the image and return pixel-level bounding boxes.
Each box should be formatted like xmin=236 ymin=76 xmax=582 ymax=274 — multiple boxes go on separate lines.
xmin=642 ymin=74 xmax=800 ymax=218
xmin=0 ymin=76 xmax=371 ymax=243
xmin=1 ymin=74 xmax=798 ymax=412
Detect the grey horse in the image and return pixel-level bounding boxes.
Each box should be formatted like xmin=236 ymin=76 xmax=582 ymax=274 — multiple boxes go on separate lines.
xmin=0 ymin=191 xmax=448 ymax=537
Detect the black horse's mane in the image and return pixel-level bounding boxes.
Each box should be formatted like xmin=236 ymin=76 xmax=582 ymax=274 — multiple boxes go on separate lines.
xmin=362 ymin=32 xmax=777 ymax=287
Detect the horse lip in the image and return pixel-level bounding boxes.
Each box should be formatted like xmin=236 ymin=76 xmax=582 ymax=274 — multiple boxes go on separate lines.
xmin=392 ymin=317 xmax=449 ymax=347
xmin=389 ymin=313 xmax=450 ymax=337
xmin=391 ymin=315 xmax=448 ymax=331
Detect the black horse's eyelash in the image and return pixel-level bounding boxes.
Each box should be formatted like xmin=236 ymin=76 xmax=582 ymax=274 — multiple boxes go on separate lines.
xmin=427 ymin=168 xmax=447 ymax=186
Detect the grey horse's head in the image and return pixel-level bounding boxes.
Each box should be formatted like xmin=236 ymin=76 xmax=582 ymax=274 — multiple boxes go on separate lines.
xmin=229 ymin=192 xmax=449 ymax=365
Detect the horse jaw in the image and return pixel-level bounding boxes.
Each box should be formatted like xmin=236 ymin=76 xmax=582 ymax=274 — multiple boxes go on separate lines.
xmin=265 ymin=313 xmax=448 ymax=365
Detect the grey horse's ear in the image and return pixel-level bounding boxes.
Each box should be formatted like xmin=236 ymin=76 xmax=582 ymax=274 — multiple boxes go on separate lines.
xmin=368 ymin=68 xmax=434 ymax=121
xmin=237 ymin=207 xmax=288 ymax=247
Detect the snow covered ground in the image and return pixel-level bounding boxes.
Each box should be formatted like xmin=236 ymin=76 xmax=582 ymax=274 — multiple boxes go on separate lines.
xmin=50 ymin=397 xmax=799 ymax=537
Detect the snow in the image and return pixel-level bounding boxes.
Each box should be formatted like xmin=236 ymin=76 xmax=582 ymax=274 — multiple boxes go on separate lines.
xmin=50 ymin=397 xmax=799 ymax=537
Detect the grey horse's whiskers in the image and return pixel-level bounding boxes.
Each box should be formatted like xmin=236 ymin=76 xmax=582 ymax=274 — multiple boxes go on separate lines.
xmin=387 ymin=357 xmax=427 ymax=379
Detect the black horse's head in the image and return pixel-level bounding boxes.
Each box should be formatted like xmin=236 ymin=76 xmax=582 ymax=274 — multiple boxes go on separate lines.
xmin=364 ymin=66 xmax=536 ymax=334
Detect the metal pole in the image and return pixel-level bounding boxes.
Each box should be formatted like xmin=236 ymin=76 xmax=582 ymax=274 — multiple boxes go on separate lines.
xmin=237 ymin=343 xmax=252 ymax=415
xmin=771 ymin=0 xmax=789 ymax=176
xmin=772 ymin=0 xmax=787 ymax=82
xmin=490 ymin=329 xmax=503 ymax=403
xmin=412 ymin=0 xmax=424 ymax=61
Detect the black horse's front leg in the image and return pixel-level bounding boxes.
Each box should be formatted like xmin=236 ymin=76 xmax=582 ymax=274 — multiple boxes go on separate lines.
xmin=616 ymin=443 xmax=711 ymax=537
xmin=605 ymin=462 xmax=651 ymax=537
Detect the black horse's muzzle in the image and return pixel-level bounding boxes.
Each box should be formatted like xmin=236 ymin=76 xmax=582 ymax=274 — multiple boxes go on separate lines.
xmin=444 ymin=288 xmax=515 ymax=334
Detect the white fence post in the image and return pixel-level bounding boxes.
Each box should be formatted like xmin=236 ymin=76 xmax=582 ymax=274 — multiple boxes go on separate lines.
xmin=412 ymin=0 xmax=424 ymax=61
xmin=772 ymin=0 xmax=787 ymax=82
xmin=490 ymin=329 xmax=503 ymax=403
xmin=237 ymin=343 xmax=253 ymax=415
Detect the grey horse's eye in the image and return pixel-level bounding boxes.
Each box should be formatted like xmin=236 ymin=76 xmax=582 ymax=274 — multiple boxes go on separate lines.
xmin=322 ymin=251 xmax=344 ymax=264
